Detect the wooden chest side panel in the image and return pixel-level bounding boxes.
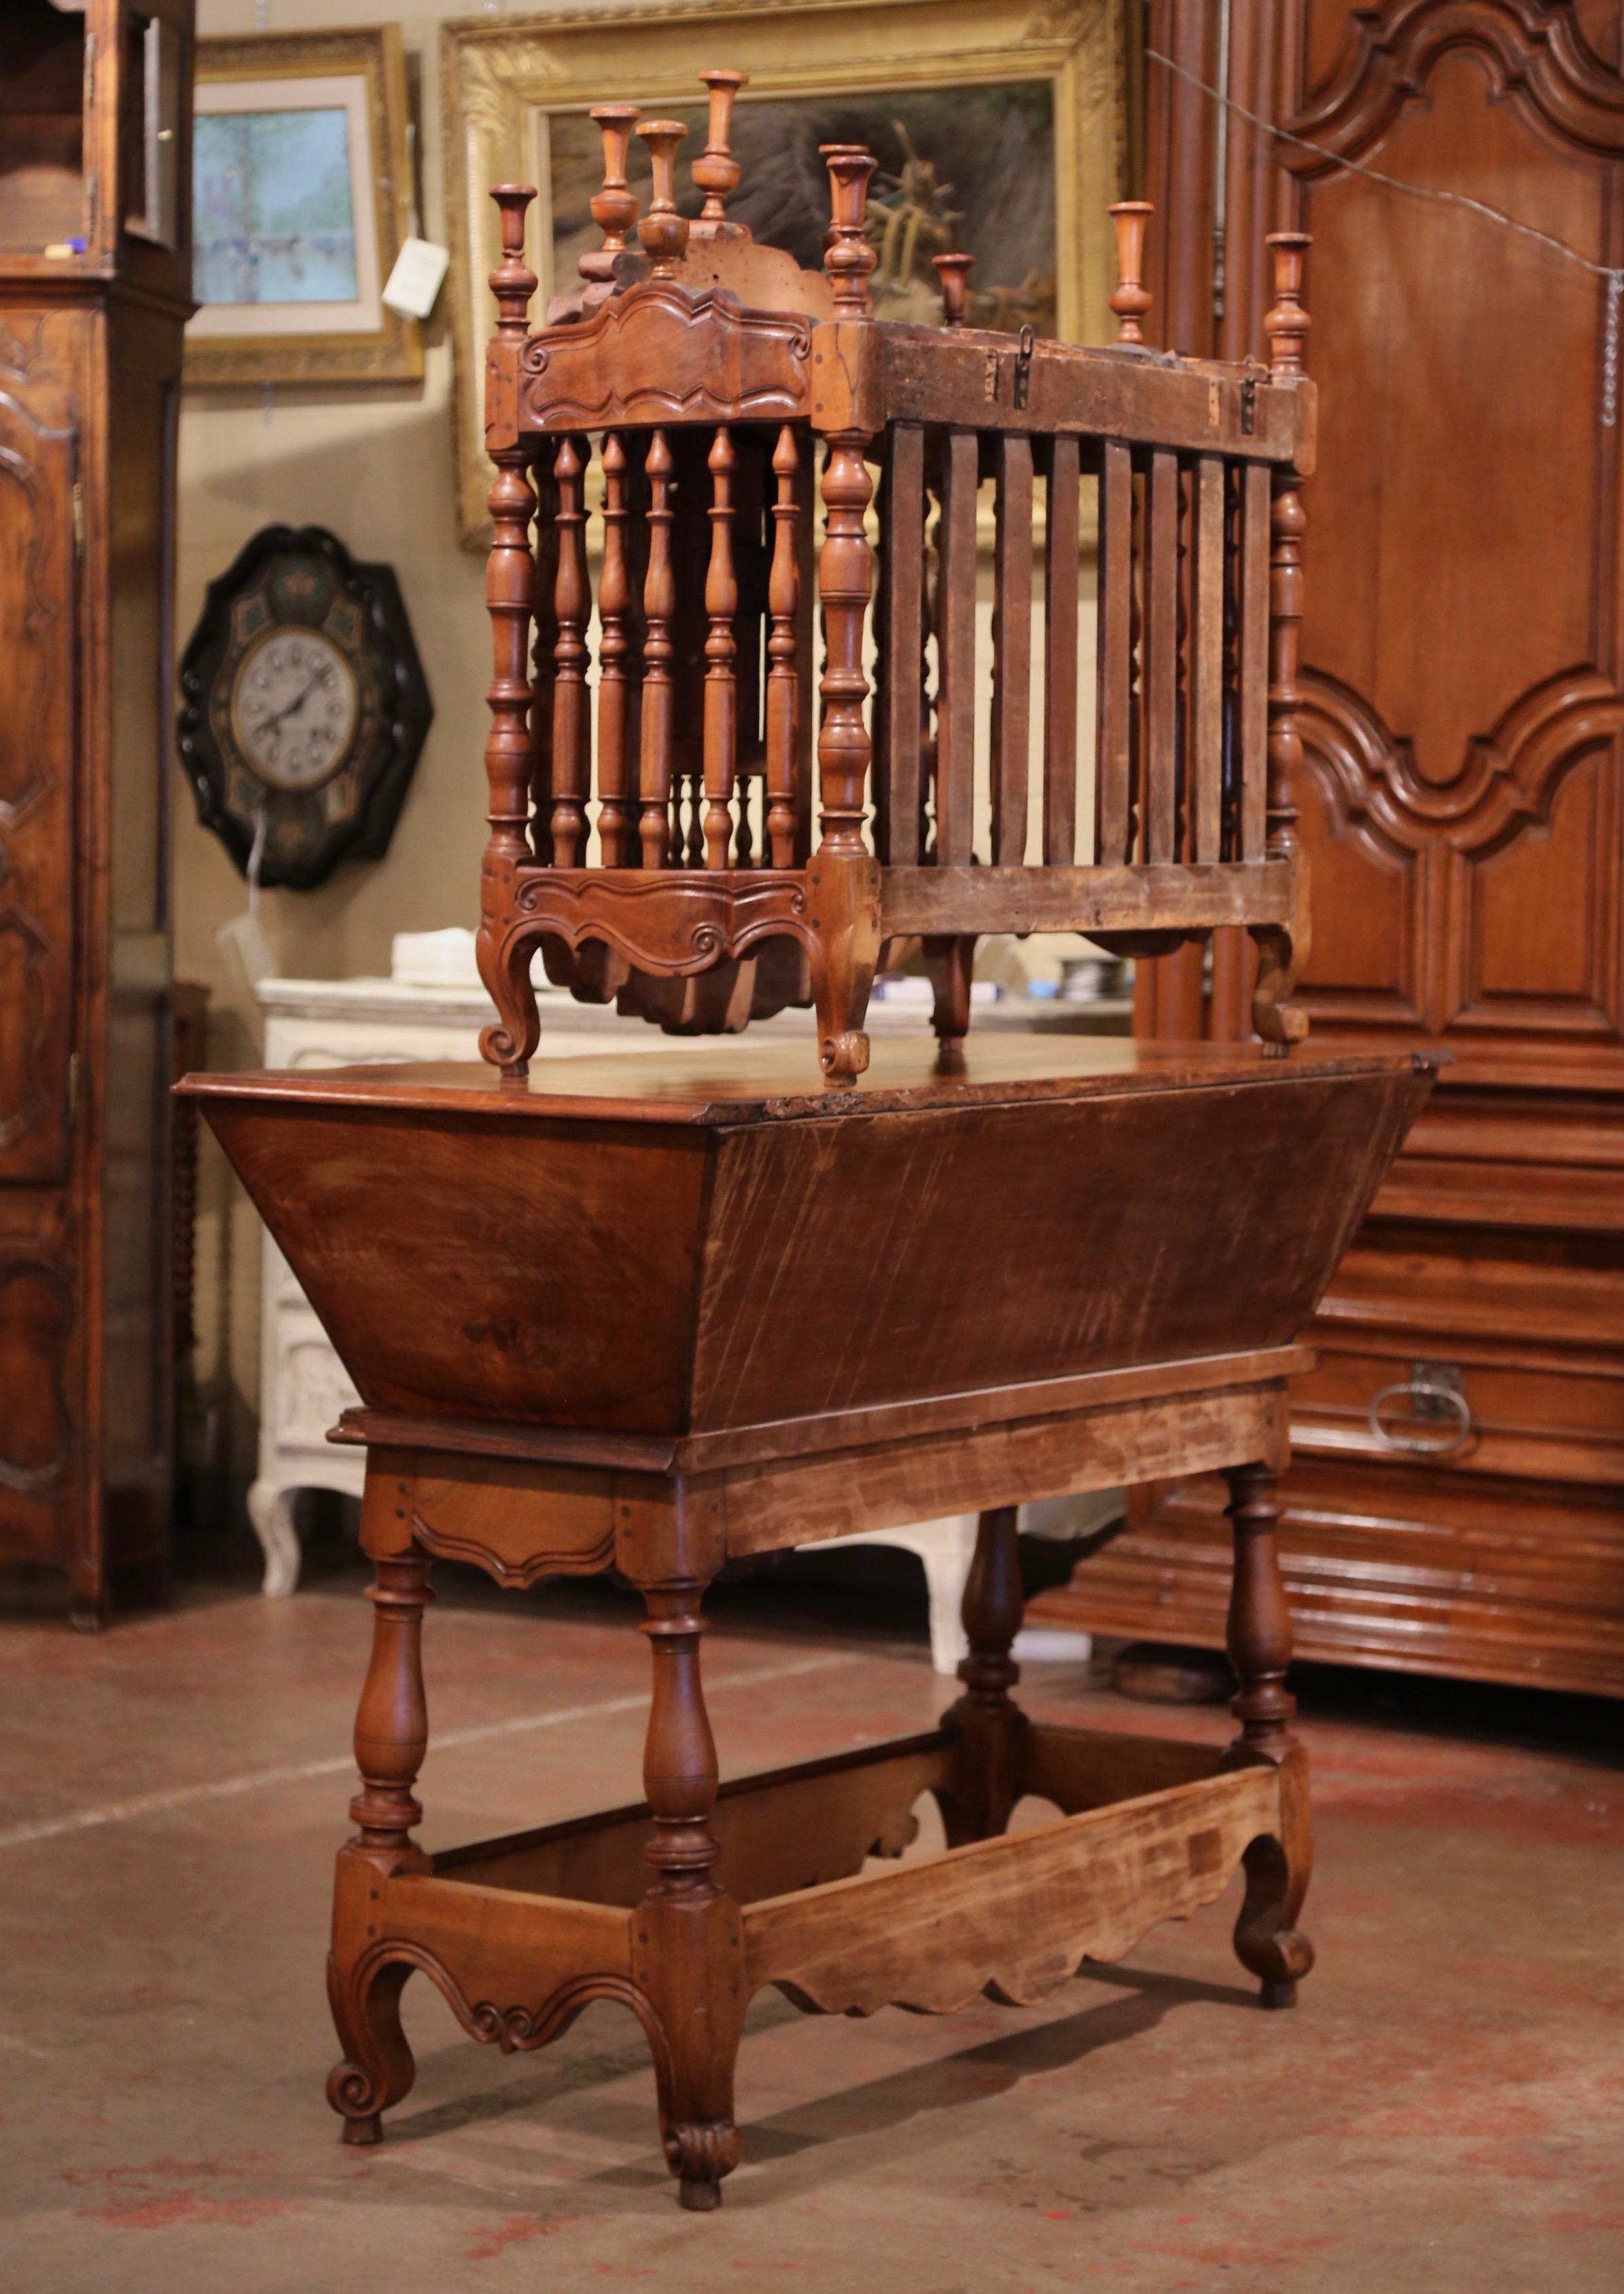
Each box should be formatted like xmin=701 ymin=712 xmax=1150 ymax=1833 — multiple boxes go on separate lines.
xmin=202 ymin=1102 xmax=711 ymax=1433
xmin=689 ymin=1068 xmax=1430 ymax=1429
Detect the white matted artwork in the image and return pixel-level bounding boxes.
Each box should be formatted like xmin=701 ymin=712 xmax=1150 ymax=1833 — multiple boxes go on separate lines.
xmin=185 ymin=28 xmax=421 ymax=386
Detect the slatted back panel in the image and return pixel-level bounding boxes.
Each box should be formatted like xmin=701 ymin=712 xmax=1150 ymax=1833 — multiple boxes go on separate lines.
xmin=874 ymin=422 xmax=1275 ymax=880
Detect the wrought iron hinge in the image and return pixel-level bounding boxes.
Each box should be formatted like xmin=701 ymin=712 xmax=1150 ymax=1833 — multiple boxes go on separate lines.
xmin=1239 ymin=373 xmax=1258 ymax=436
xmin=1013 ymin=324 xmax=1036 ymax=410
xmin=71 ymin=481 xmax=85 ymax=560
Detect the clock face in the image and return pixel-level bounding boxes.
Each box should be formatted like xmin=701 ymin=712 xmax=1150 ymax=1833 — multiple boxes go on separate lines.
xmin=230 ymin=627 xmax=359 ymax=790
xmin=179 ymin=525 xmax=431 ymax=892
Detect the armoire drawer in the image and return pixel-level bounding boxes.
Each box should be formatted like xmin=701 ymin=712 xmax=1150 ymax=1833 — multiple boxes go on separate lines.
xmin=1292 ymin=1341 xmax=1624 ymax=1488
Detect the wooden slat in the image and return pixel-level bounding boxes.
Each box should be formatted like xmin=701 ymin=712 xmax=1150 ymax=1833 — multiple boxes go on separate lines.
xmin=1240 ymin=460 xmax=1271 ymax=861
xmin=743 ymin=1764 xmax=1282 ymax=2015
xmin=880 ymin=858 xmax=1293 ymax=939
xmin=884 ymin=423 xmax=926 ymax=867
xmin=990 ymin=434 xmax=1033 ymax=865
xmin=1144 ymin=449 xmax=1180 ymax=864
xmin=935 ymin=428 xmax=979 ymax=866
xmin=876 ymin=325 xmax=1313 ymax=468
xmin=1191 ymin=455 xmax=1226 ymax=863
xmin=1093 ymin=439 xmax=1132 ymax=864
xmin=1042 ymin=435 xmax=1080 ymax=865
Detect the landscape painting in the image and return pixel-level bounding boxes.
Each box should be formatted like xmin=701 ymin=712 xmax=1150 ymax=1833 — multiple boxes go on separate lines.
xmin=185 ymin=29 xmax=420 ymax=387
xmin=194 ymin=107 xmax=359 ymax=307
xmin=545 ymin=84 xmax=1058 ymax=336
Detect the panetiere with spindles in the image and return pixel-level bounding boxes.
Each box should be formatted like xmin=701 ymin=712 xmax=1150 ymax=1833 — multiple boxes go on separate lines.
xmin=477 ymin=91 xmax=1316 ymax=1083
xmin=179 ymin=69 xmax=1438 ymax=2218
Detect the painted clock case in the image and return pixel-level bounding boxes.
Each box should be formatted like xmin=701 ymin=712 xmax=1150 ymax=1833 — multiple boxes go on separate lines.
xmin=1033 ymin=0 xmax=1624 ymax=1695
xmin=0 ymin=0 xmax=196 ymax=1622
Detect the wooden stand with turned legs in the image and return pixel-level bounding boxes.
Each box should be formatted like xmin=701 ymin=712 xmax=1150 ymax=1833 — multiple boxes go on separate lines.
xmin=321 ymin=1448 xmax=1323 ymax=2210
xmin=183 ymin=1032 xmax=1436 ymax=2212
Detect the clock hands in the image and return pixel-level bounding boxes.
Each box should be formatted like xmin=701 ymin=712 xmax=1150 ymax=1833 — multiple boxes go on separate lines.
xmin=255 ymin=667 xmax=328 ymax=739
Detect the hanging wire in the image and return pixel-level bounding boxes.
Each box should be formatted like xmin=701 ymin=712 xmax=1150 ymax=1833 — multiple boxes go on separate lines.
xmin=1145 ymin=45 xmax=1624 ymax=425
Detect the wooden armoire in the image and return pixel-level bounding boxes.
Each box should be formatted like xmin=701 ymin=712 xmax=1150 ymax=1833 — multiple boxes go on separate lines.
xmin=1032 ymin=0 xmax=1624 ymax=1696
xmin=0 ymin=1 xmax=194 ymax=1624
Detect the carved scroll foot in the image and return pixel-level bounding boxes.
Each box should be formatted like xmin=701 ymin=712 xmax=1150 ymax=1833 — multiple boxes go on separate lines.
xmin=1233 ymin=1831 xmax=1316 ymax=2008
xmin=666 ymin=2116 xmax=743 ymax=2212
xmin=807 ymin=853 xmax=880 ymax=1087
xmin=1249 ymin=916 xmax=1309 ymax=1058
xmin=325 ymin=1947 xmax=417 ymax=2140
xmin=476 ymin=923 xmax=541 ymax=1081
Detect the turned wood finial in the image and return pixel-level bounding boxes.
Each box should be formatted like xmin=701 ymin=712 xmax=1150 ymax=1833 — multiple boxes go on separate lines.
xmin=637 ymin=120 xmax=691 ymax=275
xmin=933 ymin=251 xmax=973 ymax=327
xmin=582 ymin=104 xmax=641 ymax=281
xmin=692 ymin=67 xmax=747 ymax=235
xmin=1265 ymin=230 xmax=1311 ymax=377
xmin=488 ymin=184 xmax=537 ymax=336
xmin=820 ymin=144 xmax=879 ymax=317
xmin=1108 ymin=198 xmax=1153 ymax=346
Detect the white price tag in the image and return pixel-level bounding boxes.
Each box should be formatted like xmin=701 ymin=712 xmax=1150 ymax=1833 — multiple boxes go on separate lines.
xmin=383 ymin=237 xmax=451 ymax=321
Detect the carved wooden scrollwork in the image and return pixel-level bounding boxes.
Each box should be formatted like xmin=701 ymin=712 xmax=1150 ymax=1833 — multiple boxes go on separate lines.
xmin=519 ymin=282 xmax=813 ymax=432
xmin=1291 ymin=0 xmax=1624 ymax=167
xmin=1301 ymin=664 xmax=1624 ymax=856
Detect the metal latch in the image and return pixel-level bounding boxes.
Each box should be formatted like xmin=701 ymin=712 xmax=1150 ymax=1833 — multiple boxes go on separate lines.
xmin=1013 ymin=324 xmax=1035 ymax=410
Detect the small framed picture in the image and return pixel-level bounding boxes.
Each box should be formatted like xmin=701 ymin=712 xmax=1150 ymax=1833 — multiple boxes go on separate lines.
xmin=186 ymin=27 xmax=421 ymax=386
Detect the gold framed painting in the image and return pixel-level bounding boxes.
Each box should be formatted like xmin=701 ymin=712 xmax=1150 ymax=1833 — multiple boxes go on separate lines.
xmin=440 ymin=0 xmax=1132 ymax=546
xmin=186 ymin=27 xmax=421 ymax=387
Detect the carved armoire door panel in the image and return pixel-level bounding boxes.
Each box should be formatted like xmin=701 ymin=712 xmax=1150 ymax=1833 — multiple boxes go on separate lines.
xmin=1284 ymin=1 xmax=1624 ymax=1073
xmin=0 ymin=341 xmax=77 ymax=1184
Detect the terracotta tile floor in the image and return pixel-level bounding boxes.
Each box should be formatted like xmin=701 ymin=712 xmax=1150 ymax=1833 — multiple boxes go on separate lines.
xmin=1 ymin=1560 xmax=1619 ymax=2291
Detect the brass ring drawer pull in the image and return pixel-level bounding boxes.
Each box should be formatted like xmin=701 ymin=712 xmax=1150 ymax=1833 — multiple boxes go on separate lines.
xmin=1368 ymin=1376 xmax=1473 ymax=1457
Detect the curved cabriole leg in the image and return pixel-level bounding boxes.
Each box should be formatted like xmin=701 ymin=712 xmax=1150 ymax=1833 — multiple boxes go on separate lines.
xmin=326 ymin=1546 xmax=433 ymax=2141
xmin=1223 ymin=1463 xmax=1314 ymax=2006
xmin=633 ymin=1578 xmax=747 ymax=2211
xmin=806 ymin=854 xmax=881 ymax=1086
xmin=476 ymin=922 xmax=542 ymax=1081
xmin=1249 ymin=920 xmax=1309 ymax=1056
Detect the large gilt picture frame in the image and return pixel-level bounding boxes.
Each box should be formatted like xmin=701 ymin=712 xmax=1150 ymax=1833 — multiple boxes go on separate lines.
xmin=440 ymin=0 xmax=1131 ymax=546
xmin=186 ymin=27 xmax=421 ymax=387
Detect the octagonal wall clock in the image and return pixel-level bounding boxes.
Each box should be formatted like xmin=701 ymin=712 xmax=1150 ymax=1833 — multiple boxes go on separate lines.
xmin=177 ymin=525 xmax=433 ymax=890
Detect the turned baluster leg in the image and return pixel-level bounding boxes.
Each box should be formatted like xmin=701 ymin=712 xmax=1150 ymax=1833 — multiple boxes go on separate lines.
xmin=326 ymin=1540 xmax=434 ymax=2143
xmin=633 ymin=1579 xmax=746 ymax=2212
xmin=1224 ymin=1461 xmax=1315 ymax=2009
xmin=940 ymin=1506 xmax=1030 ymax=1847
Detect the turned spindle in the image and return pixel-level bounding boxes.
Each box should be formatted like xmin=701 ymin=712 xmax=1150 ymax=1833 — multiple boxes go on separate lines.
xmin=692 ymin=67 xmax=747 ymax=236
xmin=820 ymin=143 xmax=879 ymax=317
xmin=637 ymin=120 xmax=690 ymax=275
xmin=702 ymin=427 xmax=739 ymax=869
xmin=1225 ymin=1463 xmax=1297 ymax=1758
xmin=641 ymin=1582 xmax=721 ymax=1895
xmin=1263 ymin=231 xmax=1311 ymax=867
xmin=933 ymin=251 xmax=973 ymax=327
xmin=1108 ymin=198 xmax=1153 ymax=345
xmin=488 ymin=182 xmax=537 ymax=336
xmin=581 ymin=103 xmax=641 ymax=285
xmin=764 ymin=426 xmax=802 ymax=870
xmin=479 ymin=185 xmax=539 ymax=1076
xmin=349 ymin=1550 xmax=433 ymax=1861
xmin=639 ymin=430 xmax=677 ymax=867
xmin=1265 ymin=229 xmax=1311 ymax=380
